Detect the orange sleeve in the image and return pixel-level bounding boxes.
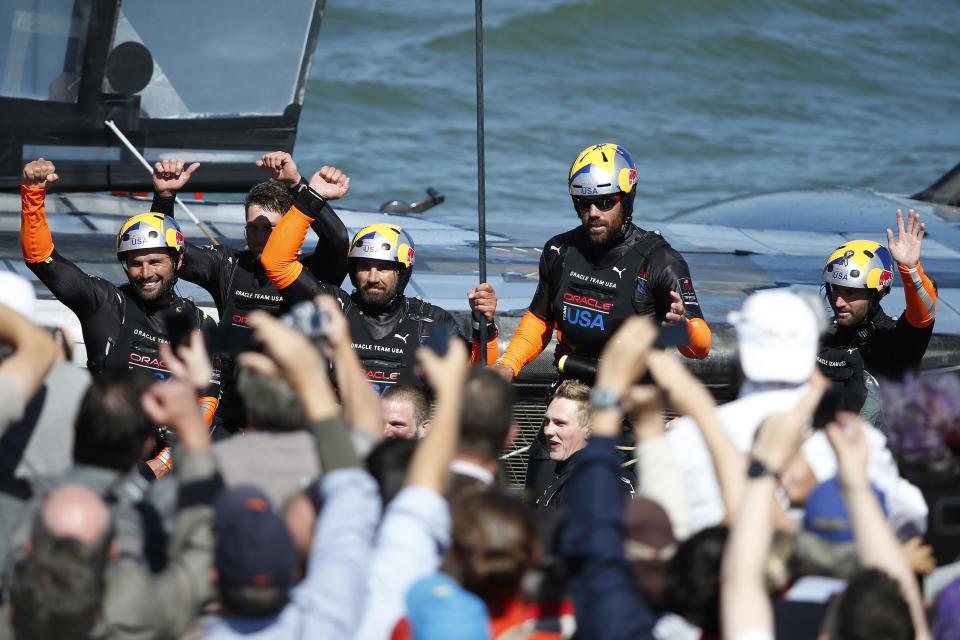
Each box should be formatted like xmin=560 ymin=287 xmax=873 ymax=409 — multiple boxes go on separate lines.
xmin=469 ymin=331 xmax=501 ymax=366
xmin=899 ymin=262 xmax=937 ymax=328
xmin=496 ymin=311 xmax=554 ymax=376
xmin=261 ymin=205 xmax=309 ymax=290
xmin=198 ymin=395 xmax=218 ymax=428
xmin=678 ymin=316 xmax=711 ymax=360
xmin=20 ymin=185 xmax=55 ymax=263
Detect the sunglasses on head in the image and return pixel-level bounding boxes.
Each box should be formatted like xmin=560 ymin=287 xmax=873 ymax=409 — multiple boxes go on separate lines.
xmin=573 ymin=193 xmax=621 ymax=214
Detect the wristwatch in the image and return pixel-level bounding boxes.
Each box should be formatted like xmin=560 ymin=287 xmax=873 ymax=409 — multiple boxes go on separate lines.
xmin=747 ymin=457 xmax=779 ymax=480
xmin=590 ymin=387 xmax=620 ymax=412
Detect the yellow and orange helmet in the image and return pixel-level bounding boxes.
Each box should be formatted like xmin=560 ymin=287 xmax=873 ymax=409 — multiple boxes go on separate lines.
xmin=116 ymin=212 xmax=184 ymax=262
xmin=347 ymin=223 xmax=415 ymax=269
xmin=822 ymin=240 xmax=894 ymax=297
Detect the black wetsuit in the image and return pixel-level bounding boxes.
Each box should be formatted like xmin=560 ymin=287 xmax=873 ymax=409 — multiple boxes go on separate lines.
xmin=26 ymin=252 xmax=217 ymax=382
xmin=526 ymin=222 xmax=706 ymax=497
xmin=279 ymin=273 xmax=468 ymax=396
xmin=532 ymin=222 xmax=706 ymax=367
xmin=151 ymin=189 xmax=349 ymax=427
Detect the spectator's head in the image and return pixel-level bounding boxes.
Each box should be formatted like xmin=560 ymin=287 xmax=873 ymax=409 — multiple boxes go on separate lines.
xmin=544 ymin=380 xmax=591 ymax=462
xmin=625 ymin=497 xmax=677 ymax=612
xmin=236 ymin=366 xmax=307 ymax=432
xmin=214 ymin=486 xmax=297 ymax=618
xmin=244 ymin=179 xmax=293 ymax=257
xmin=73 ymin=369 xmax=155 ymax=471
xmin=728 ymin=289 xmax=819 ymax=384
xmin=404 ymin=573 xmax=490 ymax=640
xmin=824 ymin=568 xmax=913 ymax=640
xmin=365 ymin=438 xmax=417 ymax=507
xmin=447 ymin=489 xmax=540 ymax=617
xmin=11 ymin=485 xmax=114 ymax=640
xmin=0 ymin=273 xmax=37 ymax=322
xmin=803 ymin=477 xmax=886 ymax=543
xmin=665 ymin=526 xmax=728 ymax=637
xmin=460 ymin=368 xmax=516 ymax=462
xmin=348 ymin=224 xmax=416 ymax=307
xmin=821 ymin=240 xmax=894 ymax=328
xmin=381 ymin=384 xmax=431 ymax=440
xmin=116 ymin=213 xmax=185 ymax=303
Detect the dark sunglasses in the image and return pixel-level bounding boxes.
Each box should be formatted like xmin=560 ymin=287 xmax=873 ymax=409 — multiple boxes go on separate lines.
xmin=573 ymin=193 xmax=621 ymax=214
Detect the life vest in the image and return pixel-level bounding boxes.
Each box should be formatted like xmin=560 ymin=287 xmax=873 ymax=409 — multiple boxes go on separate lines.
xmin=346 ymin=297 xmax=440 ymax=395
xmin=95 ymin=286 xmax=207 ymax=380
xmin=554 ymin=231 xmax=665 ymax=360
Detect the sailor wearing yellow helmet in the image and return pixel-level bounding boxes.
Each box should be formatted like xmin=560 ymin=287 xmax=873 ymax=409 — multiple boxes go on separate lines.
xmin=818 ymin=209 xmax=937 ymax=424
xmin=260 ymin=167 xmax=500 ymax=395
xmin=494 ymin=142 xmax=712 ymax=386
xmin=20 ymin=158 xmax=220 ymax=476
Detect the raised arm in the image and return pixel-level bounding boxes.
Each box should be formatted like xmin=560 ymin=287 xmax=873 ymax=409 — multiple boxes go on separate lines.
xmin=20 ymin=159 xmax=115 ymax=318
xmin=887 ymin=208 xmax=936 ymax=329
xmin=827 ymin=413 xmax=932 ymax=640
xmin=720 ymin=377 xmax=826 ymax=640
xmin=0 ymin=304 xmax=57 ymax=425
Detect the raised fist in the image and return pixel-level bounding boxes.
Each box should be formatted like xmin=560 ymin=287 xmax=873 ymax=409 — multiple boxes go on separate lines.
xmin=22 ymin=158 xmax=59 ymax=189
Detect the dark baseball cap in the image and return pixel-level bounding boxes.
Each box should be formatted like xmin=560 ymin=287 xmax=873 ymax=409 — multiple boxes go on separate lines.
xmin=214 ymin=485 xmax=297 ymax=593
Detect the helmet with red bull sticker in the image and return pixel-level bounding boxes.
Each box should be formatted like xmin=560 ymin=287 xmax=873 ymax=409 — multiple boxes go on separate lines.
xmin=822 ymin=239 xmax=894 ymax=298
xmin=116 ymin=213 xmax=184 ymax=270
xmin=347 ymin=223 xmax=416 ymax=295
xmin=568 ymin=143 xmax=638 ymax=218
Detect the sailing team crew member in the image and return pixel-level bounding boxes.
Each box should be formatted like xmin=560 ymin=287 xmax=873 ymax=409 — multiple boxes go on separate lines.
xmin=20 ymin=159 xmax=219 ymax=475
xmin=259 ymin=167 xmax=500 ymax=394
xmin=493 ymin=142 xmax=711 ymax=385
xmin=491 ymin=143 xmax=711 ymax=497
xmin=148 ymin=152 xmax=350 ymax=431
xmin=818 ymin=209 xmax=937 ymax=425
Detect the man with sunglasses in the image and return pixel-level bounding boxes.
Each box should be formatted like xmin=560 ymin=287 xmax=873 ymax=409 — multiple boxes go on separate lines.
xmin=149 ymin=152 xmax=350 ymax=432
xmin=494 ymin=143 xmax=711 ymax=498
xmin=495 ymin=143 xmax=711 ymax=386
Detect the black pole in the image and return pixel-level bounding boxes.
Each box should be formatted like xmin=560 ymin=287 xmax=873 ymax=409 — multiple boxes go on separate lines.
xmin=475 ymin=0 xmax=489 ymax=364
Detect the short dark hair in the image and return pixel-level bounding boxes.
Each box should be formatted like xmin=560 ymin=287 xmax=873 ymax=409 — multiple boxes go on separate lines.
xmin=665 ymin=526 xmax=728 ymax=637
xmin=382 ymin=384 xmax=431 ymax=431
xmin=73 ymin=369 xmax=155 ymax=471
xmin=829 ymin=568 xmax=914 ymax=640
xmin=10 ymin=535 xmax=107 ymax=640
xmin=220 ymin=586 xmax=289 ymax=619
xmin=460 ymin=368 xmax=515 ymax=461
xmin=236 ymin=367 xmax=306 ymax=432
xmin=245 ymin=180 xmax=292 ymax=218
xmin=365 ymin=438 xmax=417 ymax=508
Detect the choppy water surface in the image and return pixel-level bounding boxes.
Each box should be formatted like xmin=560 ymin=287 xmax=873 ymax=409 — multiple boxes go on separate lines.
xmin=297 ymin=0 xmax=960 ymax=234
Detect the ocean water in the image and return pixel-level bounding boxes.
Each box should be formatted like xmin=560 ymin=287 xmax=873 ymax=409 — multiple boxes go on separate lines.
xmin=296 ymin=0 xmax=960 ymax=233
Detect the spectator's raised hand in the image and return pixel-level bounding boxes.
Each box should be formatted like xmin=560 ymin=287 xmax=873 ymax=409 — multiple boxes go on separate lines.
xmin=647 ymin=349 xmax=715 ymax=417
xmin=887 ymin=209 xmax=925 ymax=268
xmin=416 ymin=335 xmax=469 ymax=397
xmin=621 ymin=385 xmax=663 ymax=440
xmin=256 ymin=151 xmax=303 ymax=186
xmin=141 ymin=379 xmax=209 ymax=451
xmin=152 ymin=158 xmax=199 ymax=197
xmin=22 ymin=158 xmax=58 ymax=189
xmin=159 ymin=329 xmax=212 ymax=392
xmin=825 ymin=412 xmax=871 ymax=489
xmin=594 ymin=315 xmax=658 ymax=398
xmin=309 ymin=166 xmax=350 ymax=201
xmin=467 ymin=283 xmax=498 ymax=324
xmin=314 ymin=294 xmax=351 ymax=354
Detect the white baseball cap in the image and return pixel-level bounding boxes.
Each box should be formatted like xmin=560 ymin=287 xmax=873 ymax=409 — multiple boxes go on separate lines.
xmin=728 ymin=289 xmax=819 ymax=384
xmin=0 ymin=273 xmax=36 ymax=323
